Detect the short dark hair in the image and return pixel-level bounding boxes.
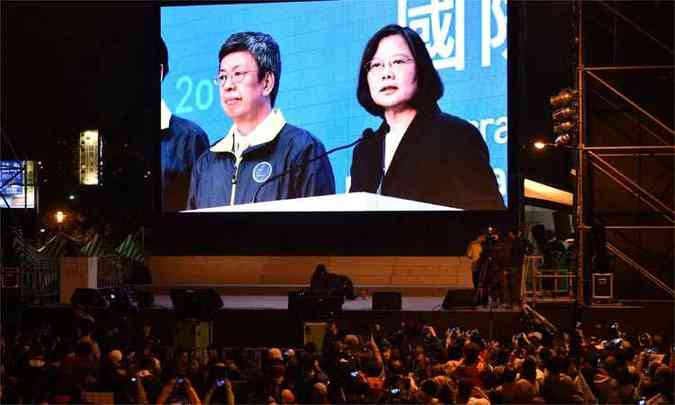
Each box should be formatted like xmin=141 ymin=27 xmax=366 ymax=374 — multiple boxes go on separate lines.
xmin=160 ymin=37 xmax=169 ymax=80
xmin=357 ymin=24 xmax=443 ymax=117
xmin=218 ymin=32 xmax=281 ymax=107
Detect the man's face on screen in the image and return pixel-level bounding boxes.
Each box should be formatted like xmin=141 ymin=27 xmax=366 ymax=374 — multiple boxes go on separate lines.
xmin=367 ymin=34 xmax=418 ymax=113
xmin=218 ymin=51 xmax=273 ymax=127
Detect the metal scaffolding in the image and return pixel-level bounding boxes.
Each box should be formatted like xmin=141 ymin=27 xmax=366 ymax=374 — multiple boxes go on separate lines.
xmin=574 ymin=0 xmax=675 ymax=303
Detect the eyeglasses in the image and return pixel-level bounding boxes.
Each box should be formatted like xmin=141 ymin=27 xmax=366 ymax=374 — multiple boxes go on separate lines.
xmin=212 ymin=70 xmax=256 ymax=87
xmin=365 ymin=56 xmax=415 ymax=75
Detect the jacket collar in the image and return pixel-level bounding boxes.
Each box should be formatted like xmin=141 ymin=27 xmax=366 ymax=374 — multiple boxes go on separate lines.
xmin=374 ymin=103 xmax=440 ymax=137
xmin=210 ymin=109 xmax=286 ymax=153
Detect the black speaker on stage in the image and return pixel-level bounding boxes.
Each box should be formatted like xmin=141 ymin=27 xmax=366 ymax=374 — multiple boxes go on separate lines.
xmin=288 ymin=291 xmax=343 ymax=320
xmin=170 ymin=288 xmax=223 ymax=320
xmin=441 ymin=289 xmax=475 ymax=309
xmin=372 ymin=292 xmax=402 ymax=310
xmin=71 ymin=288 xmax=110 ymax=309
xmin=135 ymin=288 xmax=155 ymax=308
xmin=101 ymin=287 xmax=138 ymax=313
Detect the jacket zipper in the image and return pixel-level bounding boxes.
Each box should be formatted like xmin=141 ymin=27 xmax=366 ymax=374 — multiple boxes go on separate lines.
xmin=229 ymin=154 xmax=242 ymax=206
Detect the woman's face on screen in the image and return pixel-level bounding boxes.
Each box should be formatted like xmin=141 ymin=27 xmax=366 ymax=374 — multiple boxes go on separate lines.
xmin=367 ymin=34 xmax=418 ymax=113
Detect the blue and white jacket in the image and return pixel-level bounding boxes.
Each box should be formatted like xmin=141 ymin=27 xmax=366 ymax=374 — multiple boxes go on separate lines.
xmin=187 ymin=110 xmax=335 ymax=209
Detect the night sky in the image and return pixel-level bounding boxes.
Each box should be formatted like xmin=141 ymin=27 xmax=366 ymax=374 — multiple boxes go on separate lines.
xmin=3 ymin=2 xmax=158 ymax=232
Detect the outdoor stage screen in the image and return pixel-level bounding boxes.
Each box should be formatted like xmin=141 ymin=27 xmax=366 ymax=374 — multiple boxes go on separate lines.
xmin=160 ymin=0 xmax=508 ymax=213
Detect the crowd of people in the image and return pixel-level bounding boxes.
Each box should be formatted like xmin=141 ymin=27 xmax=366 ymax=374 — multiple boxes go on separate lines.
xmin=1 ymin=304 xmax=672 ymax=404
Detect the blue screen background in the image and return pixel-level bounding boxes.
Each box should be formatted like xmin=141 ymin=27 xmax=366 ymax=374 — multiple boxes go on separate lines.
xmin=161 ymin=0 xmax=508 ymax=205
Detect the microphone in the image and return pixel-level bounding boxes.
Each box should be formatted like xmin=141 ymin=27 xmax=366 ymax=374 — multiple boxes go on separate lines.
xmin=252 ymin=128 xmax=375 ymax=203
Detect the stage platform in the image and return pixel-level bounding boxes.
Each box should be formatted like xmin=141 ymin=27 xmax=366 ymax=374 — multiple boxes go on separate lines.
xmin=150 ymin=293 xmax=522 ymax=312
xmin=19 ymin=289 xmax=523 ymax=348
xmin=13 ymin=288 xmax=672 ymax=349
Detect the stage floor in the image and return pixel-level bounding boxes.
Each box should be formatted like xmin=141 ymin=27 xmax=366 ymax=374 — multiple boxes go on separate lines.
xmin=16 ymin=290 xmax=671 ymax=349
xmin=152 ymin=294 xmax=521 ymax=312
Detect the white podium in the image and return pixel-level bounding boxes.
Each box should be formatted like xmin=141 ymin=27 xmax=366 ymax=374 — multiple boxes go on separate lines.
xmin=183 ymin=192 xmax=460 ymax=212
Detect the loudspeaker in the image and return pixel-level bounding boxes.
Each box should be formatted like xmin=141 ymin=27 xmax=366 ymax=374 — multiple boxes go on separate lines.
xmin=304 ymin=322 xmax=327 ymax=352
xmin=170 ymin=289 xmax=223 ymax=320
xmin=592 ymin=273 xmax=613 ymax=299
xmin=135 ymin=288 xmax=155 ymax=308
xmin=71 ymin=288 xmax=110 ymax=309
xmin=288 ymin=291 xmax=343 ymax=320
xmin=176 ymin=320 xmax=212 ymax=351
xmin=441 ymin=289 xmax=475 ymax=309
xmin=101 ymin=287 xmax=138 ymax=313
xmin=372 ymin=292 xmax=402 ymax=310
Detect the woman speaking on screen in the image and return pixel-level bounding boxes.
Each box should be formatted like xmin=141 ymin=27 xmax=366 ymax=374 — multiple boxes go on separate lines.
xmin=349 ymin=24 xmax=505 ymax=210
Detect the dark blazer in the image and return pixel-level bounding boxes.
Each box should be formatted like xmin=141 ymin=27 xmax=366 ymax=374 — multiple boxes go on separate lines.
xmin=161 ymin=115 xmax=210 ymax=212
xmin=349 ymin=106 xmax=505 ymax=210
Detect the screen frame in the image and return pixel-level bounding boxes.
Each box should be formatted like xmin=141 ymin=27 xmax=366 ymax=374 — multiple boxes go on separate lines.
xmin=153 ymin=0 xmax=520 ymax=256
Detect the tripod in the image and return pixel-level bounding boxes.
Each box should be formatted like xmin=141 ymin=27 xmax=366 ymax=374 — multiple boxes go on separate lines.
xmin=474 ymin=254 xmax=498 ymax=307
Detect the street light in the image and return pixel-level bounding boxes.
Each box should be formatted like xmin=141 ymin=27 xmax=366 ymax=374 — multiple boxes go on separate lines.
xmin=55 ymin=211 xmax=65 ymax=232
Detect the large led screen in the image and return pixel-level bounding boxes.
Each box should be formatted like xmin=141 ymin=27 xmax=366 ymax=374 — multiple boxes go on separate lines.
xmin=0 ymin=161 xmax=36 ymax=209
xmin=160 ymin=0 xmax=508 ymax=213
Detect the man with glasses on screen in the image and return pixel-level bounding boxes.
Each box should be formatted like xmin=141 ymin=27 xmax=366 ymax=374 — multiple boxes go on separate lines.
xmin=160 ymin=37 xmax=210 ymax=212
xmin=187 ymin=32 xmax=335 ymax=209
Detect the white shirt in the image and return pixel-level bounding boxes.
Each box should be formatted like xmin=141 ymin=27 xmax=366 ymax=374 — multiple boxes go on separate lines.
xmin=383 ymin=122 xmax=408 ymax=174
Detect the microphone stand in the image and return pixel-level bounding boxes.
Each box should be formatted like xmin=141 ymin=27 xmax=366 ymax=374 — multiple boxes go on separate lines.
xmin=251 ymin=129 xmax=373 ymax=203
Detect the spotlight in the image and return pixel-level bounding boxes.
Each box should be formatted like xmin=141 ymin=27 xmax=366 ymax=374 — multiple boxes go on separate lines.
xmin=548 ymin=87 xmax=579 ymax=148
xmin=554 ymin=134 xmax=572 ymax=147
xmin=549 ymin=89 xmax=577 ymax=108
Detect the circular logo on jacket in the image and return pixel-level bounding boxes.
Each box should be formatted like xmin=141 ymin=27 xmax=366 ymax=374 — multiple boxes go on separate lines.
xmin=252 ymin=161 xmax=273 ymax=183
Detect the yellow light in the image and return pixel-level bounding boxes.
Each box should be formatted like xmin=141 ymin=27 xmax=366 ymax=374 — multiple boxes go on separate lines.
xmin=534 ymin=141 xmax=546 ymax=150
xmin=55 ymin=211 xmax=65 ymax=224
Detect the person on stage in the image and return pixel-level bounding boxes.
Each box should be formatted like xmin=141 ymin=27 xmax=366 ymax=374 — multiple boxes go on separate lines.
xmin=466 ymin=234 xmax=485 ymax=293
xmin=349 ymin=24 xmax=504 ymax=210
xmin=501 ymin=227 xmax=527 ymax=307
xmin=188 ymin=32 xmax=335 ymax=209
xmin=160 ymin=37 xmax=210 ymax=212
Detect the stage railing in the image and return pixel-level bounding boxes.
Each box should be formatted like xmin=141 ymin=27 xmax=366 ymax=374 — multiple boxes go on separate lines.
xmin=19 ymin=257 xmax=59 ymax=303
xmin=523 ymin=255 xmax=576 ymax=306
xmin=1 ymin=266 xmax=19 ymax=288
xmin=97 ymin=255 xmax=135 ymax=289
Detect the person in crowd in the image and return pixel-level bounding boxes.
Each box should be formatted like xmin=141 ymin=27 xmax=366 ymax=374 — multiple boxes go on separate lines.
xmin=2 ymin=305 xmax=672 ymax=405
xmin=188 ymin=32 xmax=335 ymax=209
xmin=137 ymin=356 xmax=163 ymax=404
xmin=540 ymin=354 xmax=584 ymax=403
xmin=160 ymin=37 xmax=211 ymax=212
xmin=204 ymin=377 xmax=235 ymax=405
xmin=156 ymin=375 xmax=202 ymax=405
xmin=349 ymin=24 xmax=504 ymax=209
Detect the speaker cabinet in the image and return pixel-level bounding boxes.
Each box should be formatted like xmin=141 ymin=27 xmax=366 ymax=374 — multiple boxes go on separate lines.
xmin=176 ymin=320 xmax=212 ymax=351
xmin=592 ymin=273 xmax=613 ymax=299
xmin=303 ymin=322 xmax=327 ymax=352
xmin=170 ymin=288 xmax=223 ymax=320
xmin=71 ymin=288 xmax=110 ymax=309
xmin=441 ymin=289 xmax=475 ymax=309
xmin=372 ymin=292 xmax=402 ymax=310
xmin=288 ymin=291 xmax=343 ymax=320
